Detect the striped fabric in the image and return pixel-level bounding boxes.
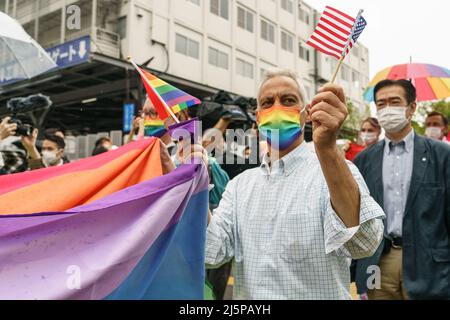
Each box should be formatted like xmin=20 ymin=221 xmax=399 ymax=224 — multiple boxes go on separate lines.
xmin=0 ymin=139 xmax=163 ymax=215
xmin=306 ymin=6 xmax=366 ymax=59
xmin=0 ymin=139 xmax=210 ymax=300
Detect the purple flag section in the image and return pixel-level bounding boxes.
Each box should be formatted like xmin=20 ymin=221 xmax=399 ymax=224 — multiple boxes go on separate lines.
xmin=0 ymin=164 xmax=209 ymax=300
xmin=168 ymin=118 xmax=201 ymax=144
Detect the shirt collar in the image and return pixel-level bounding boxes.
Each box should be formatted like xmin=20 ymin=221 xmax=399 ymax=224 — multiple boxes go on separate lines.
xmin=261 ymin=142 xmax=309 ymax=176
xmin=384 ymin=129 xmax=415 ymax=155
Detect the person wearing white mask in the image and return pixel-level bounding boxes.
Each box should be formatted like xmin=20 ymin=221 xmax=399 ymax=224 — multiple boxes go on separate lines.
xmin=425 ymin=111 xmax=449 ymax=144
xmin=353 ymin=79 xmax=450 ymax=300
xmin=359 ymin=117 xmax=382 ymax=148
xmin=335 ymin=118 xmax=382 ymax=163
xmin=0 ymin=117 xmax=18 ymax=174
xmin=21 ymin=129 xmax=68 ymax=170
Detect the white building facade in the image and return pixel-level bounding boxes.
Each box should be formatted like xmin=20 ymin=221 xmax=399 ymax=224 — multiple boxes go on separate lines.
xmin=122 ymin=0 xmax=370 ymax=107
xmin=1 ymin=0 xmax=370 ymax=108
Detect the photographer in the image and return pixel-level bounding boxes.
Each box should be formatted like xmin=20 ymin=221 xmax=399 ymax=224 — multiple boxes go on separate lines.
xmin=125 ymin=114 xmax=144 ymax=144
xmin=21 ymin=129 xmax=68 ymax=170
xmin=198 ymin=92 xmax=261 ymax=180
xmin=0 ymin=117 xmax=18 ymax=174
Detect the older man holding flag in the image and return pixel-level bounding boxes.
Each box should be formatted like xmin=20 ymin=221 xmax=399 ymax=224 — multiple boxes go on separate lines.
xmin=197 ymin=7 xmax=385 ymax=299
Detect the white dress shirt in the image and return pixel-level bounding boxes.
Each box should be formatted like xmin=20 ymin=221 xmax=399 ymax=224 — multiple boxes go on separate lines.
xmin=206 ymin=142 xmax=385 ymax=300
xmin=382 ymin=130 xmax=414 ymax=237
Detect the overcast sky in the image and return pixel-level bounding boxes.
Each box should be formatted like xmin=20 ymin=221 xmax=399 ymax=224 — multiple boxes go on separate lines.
xmin=305 ymin=0 xmax=450 ymax=78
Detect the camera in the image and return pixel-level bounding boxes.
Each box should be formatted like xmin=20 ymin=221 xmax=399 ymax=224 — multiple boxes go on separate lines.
xmin=8 ymin=118 xmax=34 ymax=136
xmin=6 ymin=94 xmax=52 ymax=136
xmin=196 ymin=90 xmax=256 ymax=131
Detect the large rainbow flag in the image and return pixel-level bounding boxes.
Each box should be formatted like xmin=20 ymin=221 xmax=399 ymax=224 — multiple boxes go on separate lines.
xmin=136 ymin=66 xmax=201 ymax=120
xmin=0 ymin=138 xmax=209 ymax=299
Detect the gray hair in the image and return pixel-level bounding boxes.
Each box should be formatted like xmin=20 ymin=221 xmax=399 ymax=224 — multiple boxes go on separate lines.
xmin=258 ymin=68 xmax=307 ymax=105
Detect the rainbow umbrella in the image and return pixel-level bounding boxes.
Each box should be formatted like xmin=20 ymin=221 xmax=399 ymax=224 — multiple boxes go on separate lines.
xmin=364 ymin=63 xmax=450 ymax=102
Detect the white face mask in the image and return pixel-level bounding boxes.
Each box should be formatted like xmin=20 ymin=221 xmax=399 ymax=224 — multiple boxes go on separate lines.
xmin=425 ymin=127 xmax=443 ymax=140
xmin=42 ymin=150 xmax=59 ymax=166
xmin=377 ymin=106 xmax=410 ymax=133
xmin=360 ymin=132 xmax=378 ymax=144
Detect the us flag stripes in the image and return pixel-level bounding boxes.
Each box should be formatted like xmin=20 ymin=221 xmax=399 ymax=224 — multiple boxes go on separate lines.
xmin=306 ymin=6 xmax=367 ymax=60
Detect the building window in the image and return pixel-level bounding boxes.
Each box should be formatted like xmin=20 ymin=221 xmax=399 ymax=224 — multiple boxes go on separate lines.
xmin=209 ymin=47 xmax=229 ymax=69
xmin=175 ymin=34 xmax=200 ymax=59
xmin=304 ymin=85 xmax=311 ymax=100
xmin=281 ymin=31 xmax=293 ymax=52
xmin=281 ymin=0 xmax=293 ymax=13
xmin=210 ymin=0 xmax=229 ymax=20
xmin=330 ymin=59 xmax=337 ymax=75
xmin=186 ymin=0 xmax=200 ymax=5
xmin=117 ymin=16 xmax=127 ymax=40
xmin=260 ymin=68 xmax=267 ymax=79
xmin=237 ymin=6 xmax=254 ymax=33
xmin=352 ymin=71 xmax=360 ymax=88
xmin=341 ymin=65 xmax=349 ymax=81
xmin=299 ymin=43 xmax=310 ymax=62
xmin=298 ymin=6 xmax=310 ymax=24
xmin=261 ymin=19 xmax=275 ymax=43
xmin=236 ymin=58 xmax=254 ymax=79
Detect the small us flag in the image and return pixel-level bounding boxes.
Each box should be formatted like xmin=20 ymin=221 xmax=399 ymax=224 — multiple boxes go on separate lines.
xmin=352 ymin=16 xmax=367 ymax=44
xmin=306 ymin=6 xmax=367 ymax=60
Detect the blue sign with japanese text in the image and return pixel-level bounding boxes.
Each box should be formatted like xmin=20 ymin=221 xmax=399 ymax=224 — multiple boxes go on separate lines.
xmin=0 ymin=36 xmax=91 ymax=85
xmin=46 ymin=35 xmax=90 ymax=69
xmin=123 ymin=103 xmax=135 ymax=133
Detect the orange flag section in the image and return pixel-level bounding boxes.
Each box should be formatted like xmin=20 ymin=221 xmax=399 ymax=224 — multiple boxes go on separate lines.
xmin=0 ymin=139 xmax=163 ymax=215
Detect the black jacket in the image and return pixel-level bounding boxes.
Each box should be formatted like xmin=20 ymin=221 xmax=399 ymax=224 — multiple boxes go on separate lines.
xmin=353 ymin=134 xmax=450 ymax=299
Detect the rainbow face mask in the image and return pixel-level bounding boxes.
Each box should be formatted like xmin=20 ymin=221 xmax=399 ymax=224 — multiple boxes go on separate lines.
xmin=257 ymin=105 xmax=302 ymax=150
xmin=144 ymin=115 xmax=166 ymax=137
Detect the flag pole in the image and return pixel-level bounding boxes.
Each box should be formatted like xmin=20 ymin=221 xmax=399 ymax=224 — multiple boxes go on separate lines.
xmin=330 ymin=58 xmax=344 ymax=84
xmin=330 ymin=9 xmax=364 ymax=84
xmin=128 ymin=56 xmax=180 ymax=124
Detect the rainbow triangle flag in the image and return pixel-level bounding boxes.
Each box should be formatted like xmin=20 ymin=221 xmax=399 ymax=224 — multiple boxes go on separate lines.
xmin=0 ymin=139 xmax=209 ymax=299
xmin=137 ymin=67 xmax=201 ymax=120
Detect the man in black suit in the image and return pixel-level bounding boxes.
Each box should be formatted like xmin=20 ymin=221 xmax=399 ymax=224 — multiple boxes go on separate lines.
xmin=354 ymin=79 xmax=450 ymax=300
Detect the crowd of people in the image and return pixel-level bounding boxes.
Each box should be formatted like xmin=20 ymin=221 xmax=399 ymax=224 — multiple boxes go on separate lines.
xmin=0 ymin=69 xmax=449 ymax=300
xmin=0 ymin=123 xmax=69 ymax=174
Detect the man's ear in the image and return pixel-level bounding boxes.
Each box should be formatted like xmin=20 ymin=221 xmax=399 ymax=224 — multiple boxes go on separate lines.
xmin=409 ymin=102 xmax=417 ymax=119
